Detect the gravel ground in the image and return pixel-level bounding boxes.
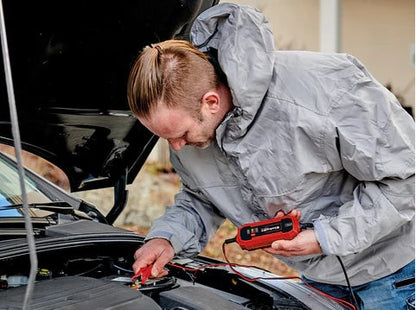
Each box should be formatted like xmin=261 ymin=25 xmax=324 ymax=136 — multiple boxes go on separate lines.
xmin=74 ymin=162 xmax=180 ymax=228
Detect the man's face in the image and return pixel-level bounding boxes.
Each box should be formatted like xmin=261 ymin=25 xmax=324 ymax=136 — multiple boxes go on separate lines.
xmin=138 ymin=103 xmax=217 ymax=151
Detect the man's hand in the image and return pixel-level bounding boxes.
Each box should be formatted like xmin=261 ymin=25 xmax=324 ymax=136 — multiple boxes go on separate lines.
xmin=133 ymin=238 xmax=175 ymax=278
xmin=263 ymin=229 xmax=322 ymax=256
xmin=263 ymin=209 xmax=322 ymax=257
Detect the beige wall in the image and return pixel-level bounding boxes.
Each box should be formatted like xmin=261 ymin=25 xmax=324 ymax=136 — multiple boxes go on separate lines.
xmin=221 ymin=0 xmax=415 ymax=112
xmin=342 ymin=0 xmax=414 ymax=111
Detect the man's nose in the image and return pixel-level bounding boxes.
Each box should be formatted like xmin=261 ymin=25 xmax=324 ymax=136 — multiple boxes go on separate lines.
xmin=168 ymin=138 xmax=186 ymax=151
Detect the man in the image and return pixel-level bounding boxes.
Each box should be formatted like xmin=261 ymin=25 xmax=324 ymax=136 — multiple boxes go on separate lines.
xmin=127 ymin=3 xmax=415 ymax=309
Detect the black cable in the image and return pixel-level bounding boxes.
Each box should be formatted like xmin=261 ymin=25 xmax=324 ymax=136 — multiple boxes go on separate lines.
xmin=224 ymin=225 xmax=359 ymax=309
xmin=300 ymin=224 xmax=359 ymax=308
xmin=224 ymin=237 xmax=236 ymax=244
xmin=336 ymin=255 xmax=360 ymax=310
xmin=300 ymin=223 xmax=314 ymax=230
xmin=73 ymin=263 xmax=104 ymax=277
xmin=221 ymin=241 xmax=357 ymax=309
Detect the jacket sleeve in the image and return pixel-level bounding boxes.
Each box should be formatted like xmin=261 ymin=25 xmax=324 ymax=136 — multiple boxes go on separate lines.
xmin=314 ymin=56 xmax=415 ymax=256
xmin=145 ymin=181 xmax=225 ymax=257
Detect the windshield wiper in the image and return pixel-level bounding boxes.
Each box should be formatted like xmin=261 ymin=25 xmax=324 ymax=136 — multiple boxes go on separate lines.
xmin=1 ymin=201 xmax=93 ymax=220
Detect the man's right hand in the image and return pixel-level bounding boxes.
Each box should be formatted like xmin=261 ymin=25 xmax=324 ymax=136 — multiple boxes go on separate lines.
xmin=133 ymin=238 xmax=175 ymax=278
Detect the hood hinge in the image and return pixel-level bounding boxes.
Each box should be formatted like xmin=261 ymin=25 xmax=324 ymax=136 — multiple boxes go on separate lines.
xmin=105 ymin=167 xmax=128 ymax=225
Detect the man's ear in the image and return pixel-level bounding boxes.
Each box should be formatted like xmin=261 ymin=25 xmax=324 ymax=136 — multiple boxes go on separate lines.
xmin=201 ymin=91 xmax=220 ymax=114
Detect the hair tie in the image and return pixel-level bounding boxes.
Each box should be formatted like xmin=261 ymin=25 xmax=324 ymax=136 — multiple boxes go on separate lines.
xmin=151 ymin=44 xmax=163 ymax=55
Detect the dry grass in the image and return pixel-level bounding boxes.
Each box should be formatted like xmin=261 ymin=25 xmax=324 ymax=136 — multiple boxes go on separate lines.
xmin=201 ymin=221 xmax=298 ymax=276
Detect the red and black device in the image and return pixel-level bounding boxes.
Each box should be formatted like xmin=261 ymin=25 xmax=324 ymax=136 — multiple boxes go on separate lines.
xmin=234 ymin=215 xmax=301 ymax=250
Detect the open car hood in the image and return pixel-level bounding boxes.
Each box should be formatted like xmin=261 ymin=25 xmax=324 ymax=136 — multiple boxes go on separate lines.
xmin=0 ymin=0 xmax=218 ymax=192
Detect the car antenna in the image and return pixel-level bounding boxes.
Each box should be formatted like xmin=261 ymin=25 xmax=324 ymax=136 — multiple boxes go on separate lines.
xmin=0 ymin=1 xmax=38 ymax=308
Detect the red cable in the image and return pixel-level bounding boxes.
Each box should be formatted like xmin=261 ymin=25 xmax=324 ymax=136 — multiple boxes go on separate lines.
xmin=167 ymin=243 xmax=357 ymax=310
xmin=220 ymin=243 xmax=356 ymax=309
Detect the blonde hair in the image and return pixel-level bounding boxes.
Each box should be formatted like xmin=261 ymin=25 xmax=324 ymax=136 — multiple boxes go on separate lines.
xmin=127 ymin=40 xmax=218 ymax=119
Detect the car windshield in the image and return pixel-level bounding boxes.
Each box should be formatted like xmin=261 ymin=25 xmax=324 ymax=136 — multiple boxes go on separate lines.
xmin=0 ymin=153 xmax=52 ymax=217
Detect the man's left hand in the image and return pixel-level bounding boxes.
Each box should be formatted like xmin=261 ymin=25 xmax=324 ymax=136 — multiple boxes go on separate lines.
xmin=263 ymin=229 xmax=322 ymax=257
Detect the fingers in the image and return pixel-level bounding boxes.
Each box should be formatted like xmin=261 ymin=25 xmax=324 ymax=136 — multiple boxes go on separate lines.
xmin=262 ymin=247 xmax=276 ymax=255
xmin=274 ymin=209 xmax=301 ymax=220
xmin=286 ymin=209 xmax=301 ymax=220
xmin=266 ymin=230 xmax=322 ymax=257
xmin=274 ymin=210 xmax=285 ymax=218
xmin=151 ymin=246 xmax=174 ymax=277
xmin=132 ymin=238 xmax=175 ymax=278
xmin=270 ymin=239 xmax=303 ymax=257
xmin=152 ymin=267 xmax=169 ymax=278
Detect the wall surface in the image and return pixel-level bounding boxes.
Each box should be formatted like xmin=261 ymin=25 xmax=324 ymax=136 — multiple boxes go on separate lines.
xmin=221 ymin=0 xmax=415 ymax=112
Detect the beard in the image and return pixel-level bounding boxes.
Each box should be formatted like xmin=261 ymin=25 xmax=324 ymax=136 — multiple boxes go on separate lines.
xmin=188 ymin=139 xmax=212 ymax=149
xmin=187 ymin=112 xmax=215 ymax=149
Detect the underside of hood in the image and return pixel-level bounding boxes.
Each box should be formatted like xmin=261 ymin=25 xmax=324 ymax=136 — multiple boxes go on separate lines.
xmin=0 ymin=0 xmax=219 ymax=192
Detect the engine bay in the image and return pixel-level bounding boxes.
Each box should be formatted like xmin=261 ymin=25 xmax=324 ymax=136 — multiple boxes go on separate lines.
xmin=0 ymin=237 xmax=310 ymax=310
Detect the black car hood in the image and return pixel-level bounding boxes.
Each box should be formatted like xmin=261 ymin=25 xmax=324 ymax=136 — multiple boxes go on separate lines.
xmin=0 ymin=0 xmax=218 ymax=192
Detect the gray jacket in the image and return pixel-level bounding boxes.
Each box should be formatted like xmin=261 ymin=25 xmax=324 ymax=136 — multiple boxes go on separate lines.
xmin=145 ymin=3 xmax=415 ymax=286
